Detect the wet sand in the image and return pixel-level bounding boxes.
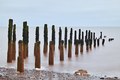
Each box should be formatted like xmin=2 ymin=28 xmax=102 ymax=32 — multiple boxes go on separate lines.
xmin=0 ymin=67 xmax=119 ymax=80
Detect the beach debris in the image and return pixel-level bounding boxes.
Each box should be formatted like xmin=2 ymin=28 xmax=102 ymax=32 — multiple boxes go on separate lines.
xmin=74 ymin=69 xmax=90 ymax=77
xmin=60 ymin=40 xmax=64 ymax=61
xmin=43 ymin=24 xmax=48 ymax=54
xmin=17 ymin=40 xmax=24 ymax=73
xmin=108 ymin=38 xmax=114 ymax=42
xmin=49 ymin=41 xmax=54 ymax=65
xmin=68 ymin=40 xmax=72 ymax=58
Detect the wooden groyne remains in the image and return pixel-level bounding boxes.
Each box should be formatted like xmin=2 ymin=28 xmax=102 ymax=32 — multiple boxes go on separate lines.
xmin=6 ymin=19 xmax=114 ymax=73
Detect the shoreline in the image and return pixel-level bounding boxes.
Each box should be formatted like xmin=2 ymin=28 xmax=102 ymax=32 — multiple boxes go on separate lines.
xmin=0 ymin=67 xmax=119 ymax=80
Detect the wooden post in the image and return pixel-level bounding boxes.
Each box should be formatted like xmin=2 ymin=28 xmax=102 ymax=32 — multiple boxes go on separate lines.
xmin=80 ymin=39 xmax=84 ymax=53
xmin=7 ymin=41 xmax=13 ymax=63
xmin=79 ymin=29 xmax=81 ymax=40
xmin=64 ymin=27 xmax=67 ymax=48
xmin=97 ymin=39 xmax=100 ymax=46
xmin=12 ymin=24 xmax=16 ymax=60
xmin=35 ymin=41 xmax=41 ymax=68
xmin=49 ymin=41 xmax=54 ymax=65
xmin=100 ymin=32 xmax=102 ymax=39
xmin=75 ymin=40 xmax=79 ymax=56
xmin=74 ymin=30 xmax=77 ymax=45
xmin=60 ymin=40 xmax=64 ymax=61
xmin=86 ymin=39 xmax=89 ymax=52
xmin=58 ymin=27 xmax=62 ymax=49
xmin=102 ymin=39 xmax=105 ymax=45
xmin=94 ymin=39 xmax=96 ymax=48
xmin=70 ymin=28 xmax=73 ymax=44
xmin=7 ymin=19 xmax=13 ymax=63
xmin=68 ymin=40 xmax=72 ymax=58
xmin=23 ymin=21 xmax=29 ymax=58
xmin=82 ymin=31 xmax=84 ymax=41
xmin=43 ymin=24 xmax=48 ymax=53
xmin=17 ymin=40 xmax=24 ymax=73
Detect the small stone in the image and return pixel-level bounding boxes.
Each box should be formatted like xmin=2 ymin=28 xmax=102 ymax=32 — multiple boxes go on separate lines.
xmin=100 ymin=77 xmax=104 ymax=79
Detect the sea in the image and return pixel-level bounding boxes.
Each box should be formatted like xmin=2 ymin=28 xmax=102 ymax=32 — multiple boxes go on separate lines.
xmin=0 ymin=26 xmax=120 ymax=77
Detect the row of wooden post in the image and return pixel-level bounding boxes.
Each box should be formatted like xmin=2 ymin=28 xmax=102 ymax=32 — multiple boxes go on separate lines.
xmin=7 ymin=19 xmax=106 ymax=73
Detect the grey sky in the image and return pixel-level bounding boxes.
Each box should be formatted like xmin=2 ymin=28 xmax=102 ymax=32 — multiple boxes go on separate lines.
xmin=0 ymin=0 xmax=120 ymax=27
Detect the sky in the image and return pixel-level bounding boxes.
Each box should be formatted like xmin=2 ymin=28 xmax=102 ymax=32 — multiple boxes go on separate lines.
xmin=0 ymin=0 xmax=120 ymax=27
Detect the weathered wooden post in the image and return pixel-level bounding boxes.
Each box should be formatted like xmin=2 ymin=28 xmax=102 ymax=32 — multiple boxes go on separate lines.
xmin=52 ymin=25 xmax=55 ymax=50
xmin=23 ymin=21 xmax=29 ymax=58
xmin=89 ymin=39 xmax=92 ymax=50
xmin=64 ymin=27 xmax=67 ymax=48
xmin=7 ymin=19 xmax=13 ymax=63
xmin=97 ymin=39 xmax=100 ymax=46
xmin=74 ymin=30 xmax=77 ymax=45
xmin=80 ymin=39 xmax=84 ymax=53
xmin=43 ymin=24 xmax=48 ymax=54
xmin=35 ymin=27 xmax=39 ymax=42
xmin=60 ymin=40 xmax=64 ymax=61
xmin=86 ymin=39 xmax=89 ymax=52
xmin=35 ymin=41 xmax=41 ymax=68
xmin=75 ymin=40 xmax=79 ymax=56
xmin=70 ymin=28 xmax=73 ymax=44
xmin=12 ymin=24 xmax=16 ymax=60
xmin=17 ymin=40 xmax=24 ymax=73
xmin=94 ymin=39 xmax=96 ymax=48
xmin=59 ymin=27 xmax=62 ymax=49
xmin=82 ymin=31 xmax=84 ymax=41
xmin=79 ymin=29 xmax=81 ymax=40
xmin=102 ymin=39 xmax=105 ymax=45
xmin=93 ymin=32 xmax=95 ymax=40
xmin=34 ymin=26 xmax=39 ymax=56
xmin=100 ymin=32 xmax=102 ymax=39
xmin=49 ymin=41 xmax=54 ymax=65
xmin=68 ymin=40 xmax=72 ymax=58
xmin=85 ymin=30 xmax=88 ymax=42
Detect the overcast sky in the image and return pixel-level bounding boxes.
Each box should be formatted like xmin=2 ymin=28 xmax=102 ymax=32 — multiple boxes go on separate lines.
xmin=0 ymin=0 xmax=120 ymax=27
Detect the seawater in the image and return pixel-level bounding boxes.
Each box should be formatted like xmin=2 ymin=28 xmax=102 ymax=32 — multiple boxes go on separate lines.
xmin=0 ymin=27 xmax=120 ymax=77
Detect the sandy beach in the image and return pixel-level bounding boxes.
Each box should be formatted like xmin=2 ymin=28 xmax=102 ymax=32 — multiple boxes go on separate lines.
xmin=0 ymin=67 xmax=119 ymax=80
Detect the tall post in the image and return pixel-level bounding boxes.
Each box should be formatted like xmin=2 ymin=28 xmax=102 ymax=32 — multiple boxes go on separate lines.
xmin=7 ymin=19 xmax=13 ymax=63
xmin=64 ymin=27 xmax=67 ymax=48
xmin=12 ymin=24 xmax=16 ymax=60
xmin=74 ymin=30 xmax=77 ymax=45
xmin=70 ymin=28 xmax=73 ymax=44
xmin=78 ymin=29 xmax=81 ymax=40
xmin=23 ymin=21 xmax=29 ymax=58
xmin=59 ymin=27 xmax=62 ymax=49
xmin=43 ymin=24 xmax=48 ymax=54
